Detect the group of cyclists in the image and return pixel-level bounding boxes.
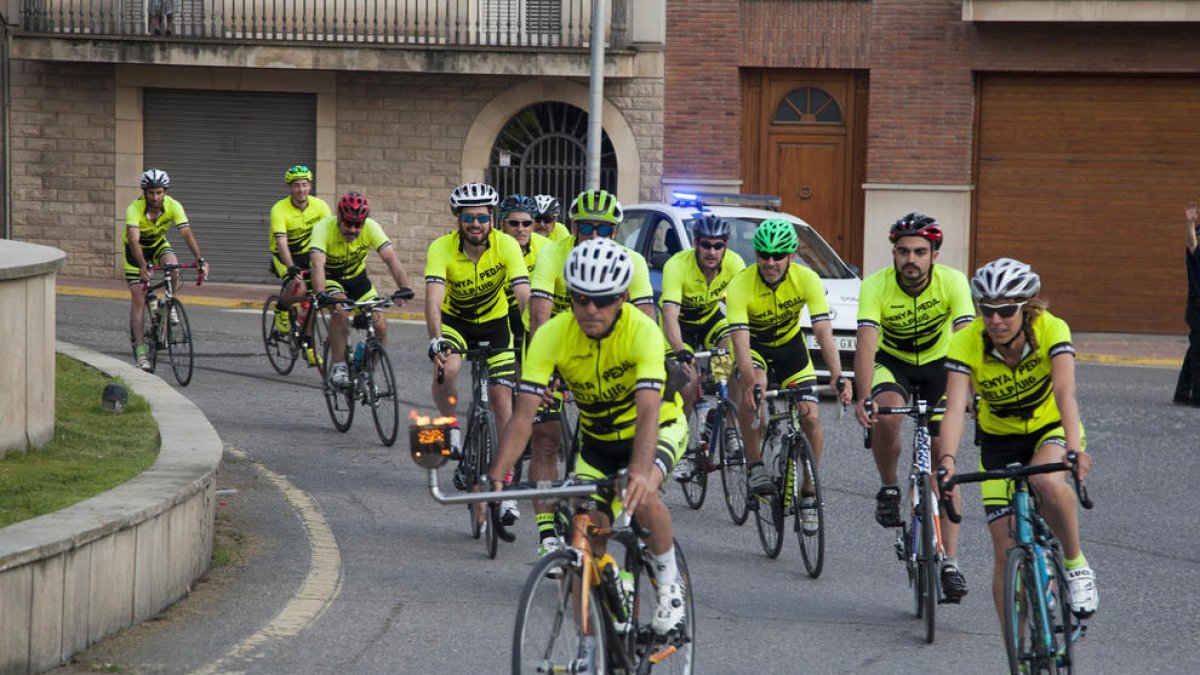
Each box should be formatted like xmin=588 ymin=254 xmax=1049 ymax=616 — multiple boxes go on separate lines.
xmin=120 ymin=163 xmax=1098 ymax=645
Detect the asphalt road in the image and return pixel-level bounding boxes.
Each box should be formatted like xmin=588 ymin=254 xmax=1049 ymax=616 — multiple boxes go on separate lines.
xmin=53 ymin=295 xmax=1199 ymax=674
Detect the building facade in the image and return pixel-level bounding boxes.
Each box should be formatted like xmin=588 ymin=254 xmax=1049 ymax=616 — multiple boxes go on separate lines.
xmin=3 ymin=0 xmax=665 ymax=291
xmin=666 ymin=0 xmax=1200 ymax=334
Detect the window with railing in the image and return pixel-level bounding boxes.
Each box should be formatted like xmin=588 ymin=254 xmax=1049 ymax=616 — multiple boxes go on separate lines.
xmin=17 ymin=0 xmax=621 ymax=48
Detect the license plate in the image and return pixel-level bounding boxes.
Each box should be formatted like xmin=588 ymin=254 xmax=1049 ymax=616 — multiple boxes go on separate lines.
xmin=806 ymin=334 xmax=857 ymax=351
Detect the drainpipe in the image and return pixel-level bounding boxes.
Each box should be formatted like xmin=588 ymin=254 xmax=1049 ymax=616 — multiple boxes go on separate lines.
xmin=586 ymin=0 xmax=605 ymax=191
xmin=0 ymin=11 xmax=9 ymax=239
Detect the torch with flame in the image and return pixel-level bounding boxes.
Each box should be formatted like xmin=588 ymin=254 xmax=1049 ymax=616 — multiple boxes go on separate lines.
xmin=408 ymin=410 xmax=457 ymax=469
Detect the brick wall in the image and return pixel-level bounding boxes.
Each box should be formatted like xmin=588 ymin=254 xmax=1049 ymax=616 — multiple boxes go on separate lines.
xmin=9 ymin=62 xmax=116 ymax=278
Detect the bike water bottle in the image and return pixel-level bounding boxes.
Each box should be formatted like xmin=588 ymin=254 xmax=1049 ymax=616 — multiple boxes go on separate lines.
xmin=297 ymin=300 xmax=310 ymax=328
xmin=353 ymin=342 xmax=365 ymax=369
xmin=598 ymin=554 xmax=629 ymax=628
xmin=618 ymin=569 xmax=635 ymax=630
xmin=1042 ymin=549 xmax=1056 ymax=610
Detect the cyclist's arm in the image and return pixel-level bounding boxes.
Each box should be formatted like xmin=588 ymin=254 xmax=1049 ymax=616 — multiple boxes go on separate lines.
xmin=378 ymin=243 xmax=412 ymax=290
xmin=490 ymin=391 xmax=539 ymax=488
xmin=275 ymin=234 xmax=295 ymax=268
xmin=424 ymin=280 xmax=445 ymax=339
xmin=309 ymin=249 xmax=328 ymax=294
xmin=178 ymin=226 xmax=208 ymax=278
xmin=512 ymin=281 xmax=531 ymax=314
xmin=660 ymin=303 xmax=687 ymax=354
xmin=127 ymin=225 xmax=150 ymax=280
xmin=810 ymin=319 xmax=848 ymax=401
xmin=853 ymin=324 xmax=879 ymax=426
xmin=623 ymin=388 xmax=664 ymax=516
xmin=935 ymin=369 xmax=972 ymax=486
xmin=1049 ymin=352 xmax=1089 ymax=480
xmin=528 ymin=296 xmax=552 ymax=340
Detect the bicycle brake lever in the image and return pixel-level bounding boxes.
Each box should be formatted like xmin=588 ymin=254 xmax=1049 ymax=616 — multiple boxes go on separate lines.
xmin=936 ymin=467 xmax=963 ymax=524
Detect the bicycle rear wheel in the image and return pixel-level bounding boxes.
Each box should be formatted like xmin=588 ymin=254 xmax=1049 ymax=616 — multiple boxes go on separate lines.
xmin=165 ymin=299 xmax=194 ymax=386
xmin=792 ymin=434 xmax=825 ymax=579
xmin=677 ymin=406 xmax=709 ymax=510
xmin=753 ymin=488 xmax=785 ymax=559
xmin=364 ymin=343 xmax=399 ymax=446
xmin=627 ymin=540 xmax=694 ymax=675
xmin=141 ymin=303 xmax=159 ymax=373
xmin=322 ymin=340 xmax=354 ymax=432
xmin=261 ymin=295 xmax=297 ymax=375
xmin=917 ymin=475 xmax=938 ymax=643
xmin=718 ymin=409 xmax=749 ymax=526
xmin=512 ymin=552 xmax=607 ymax=675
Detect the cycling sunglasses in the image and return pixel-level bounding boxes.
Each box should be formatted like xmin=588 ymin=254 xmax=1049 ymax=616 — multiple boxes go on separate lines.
xmin=289 ymin=164 xmax=310 ymax=173
xmin=459 ymin=213 xmax=492 ymax=225
xmin=576 ymin=222 xmax=615 ymax=237
xmin=979 ymin=301 xmax=1027 ymax=319
xmin=571 ymin=292 xmax=621 ymax=309
xmin=756 ymin=251 xmax=789 ymax=262
xmin=535 ymin=215 xmax=556 ymax=224
xmin=506 ymin=219 xmax=534 ymax=228
xmin=696 ymin=240 xmax=727 ymax=251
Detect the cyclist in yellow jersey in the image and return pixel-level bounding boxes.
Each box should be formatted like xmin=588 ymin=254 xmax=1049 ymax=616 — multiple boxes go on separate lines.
xmin=524 ymin=189 xmax=656 ymax=558
xmin=123 ymin=169 xmax=209 ymax=371
xmin=497 ymin=194 xmax=550 ymax=358
xmin=726 ymin=219 xmax=851 ymax=501
xmin=533 ymin=194 xmax=571 ymax=241
xmin=268 ymin=164 xmax=331 ymax=335
xmin=490 ymin=237 xmax=689 ymax=635
xmin=938 ymin=258 xmax=1098 ymax=622
xmin=310 ymin=192 xmax=413 ymax=388
xmin=853 ymin=212 xmax=975 ymax=601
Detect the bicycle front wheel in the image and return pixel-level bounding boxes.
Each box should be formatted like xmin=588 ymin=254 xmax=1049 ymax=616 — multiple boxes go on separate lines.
xmin=1049 ymin=551 xmax=1076 ymax=674
xmin=261 ymin=295 xmax=297 ymax=375
xmin=718 ymin=409 xmax=749 ymax=526
xmin=165 ymin=300 xmax=194 ymax=386
xmin=753 ymin=488 xmax=785 ymax=559
xmin=364 ymin=343 xmax=399 ymax=446
xmin=512 ymin=552 xmax=607 ymax=675
xmin=479 ymin=413 xmax=501 ymax=559
xmin=793 ymin=434 xmax=825 ymax=579
xmin=1004 ymin=547 xmax=1039 ymax=674
xmin=322 ymin=340 xmax=354 ymax=432
xmin=917 ymin=475 xmax=938 ymax=643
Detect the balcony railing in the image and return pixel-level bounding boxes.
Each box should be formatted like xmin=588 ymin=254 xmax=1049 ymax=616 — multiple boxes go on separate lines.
xmin=18 ymin=0 xmax=628 ymax=48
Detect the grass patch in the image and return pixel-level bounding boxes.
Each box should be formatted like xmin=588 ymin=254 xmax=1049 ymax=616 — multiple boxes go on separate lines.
xmin=0 ymin=354 xmax=160 ymax=528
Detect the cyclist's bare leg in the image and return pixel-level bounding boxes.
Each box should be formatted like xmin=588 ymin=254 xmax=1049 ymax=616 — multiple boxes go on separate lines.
xmin=490 ymin=382 xmax=513 ymax=434
xmin=530 ymin=421 xmax=560 ymax=531
xmin=869 ymin=389 xmax=906 ymax=484
xmin=279 ymin=277 xmax=306 ymax=307
xmin=933 ymin=436 xmax=961 ymax=559
xmin=372 ymin=310 xmax=388 ymax=343
xmin=327 ymin=294 xmax=351 ymax=367
xmin=128 ymin=283 xmax=148 ymax=347
xmin=635 ymin=480 xmax=675 ymax=556
xmin=159 ymin=250 xmax=181 ymax=293
xmin=431 ymin=353 xmax=462 ymax=418
xmin=987 ymin=516 xmax=1015 ymax=625
xmin=736 ymin=367 xmax=769 ymax=464
xmin=797 ymin=400 xmax=823 ymax=463
xmin=1028 ymin=442 xmax=1083 ymax=560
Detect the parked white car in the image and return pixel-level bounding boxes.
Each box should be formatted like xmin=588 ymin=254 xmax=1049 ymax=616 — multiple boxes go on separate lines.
xmin=621 ymin=193 xmax=861 ymax=381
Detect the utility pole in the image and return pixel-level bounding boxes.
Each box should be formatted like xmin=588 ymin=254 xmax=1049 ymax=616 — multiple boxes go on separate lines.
xmin=586 ymin=0 xmax=605 ymax=191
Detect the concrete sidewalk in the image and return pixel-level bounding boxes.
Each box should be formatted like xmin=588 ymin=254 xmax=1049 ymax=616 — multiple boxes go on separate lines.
xmin=57 ymin=274 xmax=1188 ymax=368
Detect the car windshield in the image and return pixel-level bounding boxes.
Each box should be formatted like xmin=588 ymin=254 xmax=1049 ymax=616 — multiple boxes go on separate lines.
xmin=686 ymin=216 xmax=855 ymax=279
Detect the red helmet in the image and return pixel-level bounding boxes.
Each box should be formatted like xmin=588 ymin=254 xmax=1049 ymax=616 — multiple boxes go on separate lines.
xmin=338 ymin=192 xmax=370 ymax=224
xmin=888 ymin=213 xmax=943 ymax=250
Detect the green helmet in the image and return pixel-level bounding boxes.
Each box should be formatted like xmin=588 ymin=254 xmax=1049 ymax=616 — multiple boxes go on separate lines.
xmin=569 ymin=189 xmax=623 ymax=226
xmin=753 ymin=218 xmax=798 ymax=254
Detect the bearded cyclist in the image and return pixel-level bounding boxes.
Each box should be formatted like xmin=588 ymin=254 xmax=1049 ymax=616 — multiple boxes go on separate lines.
xmin=497 ymin=194 xmax=550 ymax=358
xmin=268 ymin=164 xmax=331 ymax=345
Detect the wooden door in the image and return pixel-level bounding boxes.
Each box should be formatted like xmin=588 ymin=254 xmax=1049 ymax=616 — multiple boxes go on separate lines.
xmin=743 ymin=71 xmax=865 ymax=267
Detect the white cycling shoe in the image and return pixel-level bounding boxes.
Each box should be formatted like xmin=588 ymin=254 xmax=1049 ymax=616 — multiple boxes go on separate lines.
xmin=651 ymin=581 xmax=686 ymax=635
xmin=499 ymin=500 xmax=520 ymax=526
xmin=1066 ymin=566 xmax=1099 ymax=617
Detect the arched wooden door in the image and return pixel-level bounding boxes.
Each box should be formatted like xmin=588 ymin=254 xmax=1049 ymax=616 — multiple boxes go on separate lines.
xmin=743 ymin=72 xmax=865 ymax=267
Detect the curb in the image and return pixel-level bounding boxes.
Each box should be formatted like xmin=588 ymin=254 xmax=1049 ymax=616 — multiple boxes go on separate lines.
xmin=1075 ymin=353 xmax=1182 ymax=368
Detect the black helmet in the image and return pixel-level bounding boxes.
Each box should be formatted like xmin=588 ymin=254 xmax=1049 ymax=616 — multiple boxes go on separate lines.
xmin=691 ymin=214 xmax=731 ymax=240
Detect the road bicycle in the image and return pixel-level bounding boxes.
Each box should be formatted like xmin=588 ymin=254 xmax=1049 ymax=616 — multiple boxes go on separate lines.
xmin=321 ymin=291 xmax=410 ymax=446
xmin=671 ymin=349 xmax=749 ymax=526
xmin=864 ymin=387 xmax=949 ymax=643
xmin=750 ymin=383 xmax=825 ymax=578
xmin=141 ymin=262 xmax=203 ymax=386
xmin=939 ymin=453 xmax=1093 ymax=674
xmin=406 ymin=428 xmax=695 ymax=674
xmin=262 ymin=269 xmax=328 ymax=377
xmin=439 ymin=341 xmax=519 ymax=559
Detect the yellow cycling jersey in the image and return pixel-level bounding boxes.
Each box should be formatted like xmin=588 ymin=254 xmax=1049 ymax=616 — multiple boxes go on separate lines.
xmin=857 ymin=265 xmax=975 ymax=365
xmin=309 ymin=216 xmax=391 ymax=279
xmin=506 ymin=232 xmax=551 ymax=312
xmin=124 ymin=195 xmax=189 ymax=246
xmin=945 ymin=311 xmax=1076 ymax=436
xmin=659 ymin=248 xmax=746 ymax=325
xmin=519 ymin=304 xmax=683 ymax=442
xmin=546 ymin=221 xmax=571 ymax=242
xmin=425 ymin=228 xmax=530 ymax=324
xmin=530 ymin=236 xmax=654 ymax=316
xmin=269 ymin=195 xmax=331 ymax=255
xmin=725 ymin=263 xmax=829 ymax=348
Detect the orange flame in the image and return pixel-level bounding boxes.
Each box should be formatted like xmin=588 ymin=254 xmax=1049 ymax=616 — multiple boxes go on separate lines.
xmin=448 ymin=395 xmax=457 ymax=407
xmin=407 ymin=409 xmax=457 ymax=426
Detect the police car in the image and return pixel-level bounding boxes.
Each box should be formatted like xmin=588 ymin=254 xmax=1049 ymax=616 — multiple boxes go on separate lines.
xmin=619 ymin=192 xmax=861 ymax=381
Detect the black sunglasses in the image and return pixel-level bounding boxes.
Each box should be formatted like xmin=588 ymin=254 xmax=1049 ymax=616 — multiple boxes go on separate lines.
xmin=576 ymin=223 xmax=615 ymax=237
xmin=756 ymin=251 xmax=788 ymax=262
xmin=979 ymin=301 xmax=1027 ymax=319
xmin=571 ymin=292 xmax=621 ymax=309
xmin=506 ymin=219 xmax=534 ymax=228
xmin=696 ymin=240 xmax=727 ymax=251
xmin=535 ymin=215 xmax=556 ymax=224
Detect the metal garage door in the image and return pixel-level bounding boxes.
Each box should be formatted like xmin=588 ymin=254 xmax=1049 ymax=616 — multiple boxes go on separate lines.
xmin=144 ymin=89 xmax=316 ymax=283
xmin=976 ymin=74 xmax=1196 ymax=334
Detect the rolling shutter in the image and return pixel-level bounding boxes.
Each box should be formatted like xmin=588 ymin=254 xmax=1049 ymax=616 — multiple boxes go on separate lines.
xmin=144 ymin=89 xmax=316 ymax=283
xmin=976 ymin=74 xmax=1196 ymax=334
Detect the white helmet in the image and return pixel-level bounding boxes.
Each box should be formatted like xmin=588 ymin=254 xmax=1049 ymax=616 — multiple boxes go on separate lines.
xmin=564 ymin=238 xmax=634 ymax=297
xmin=449 ymin=182 xmax=499 ymax=212
xmin=139 ymin=168 xmax=170 ymax=189
xmin=533 ymin=194 xmax=561 ymax=217
xmin=971 ymin=258 xmax=1041 ymax=301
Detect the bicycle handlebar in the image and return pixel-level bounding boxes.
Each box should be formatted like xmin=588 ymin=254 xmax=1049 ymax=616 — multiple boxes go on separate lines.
xmin=936 ymin=451 xmax=1093 ymax=524
xmin=142 ymin=263 xmax=204 ymax=293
